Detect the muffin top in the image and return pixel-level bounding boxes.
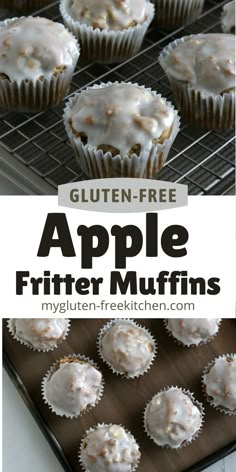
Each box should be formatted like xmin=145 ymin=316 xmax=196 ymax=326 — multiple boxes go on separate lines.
xmin=44 ymin=358 xmax=103 ymax=416
xmin=81 ymin=424 xmax=141 ymax=472
xmin=0 ymin=17 xmax=79 ymax=83
xmin=221 ymin=1 xmax=235 ymax=34
xmin=145 ymin=388 xmax=202 ymax=448
xmin=68 ymin=83 xmax=175 ymax=155
xmin=166 ymin=318 xmax=221 ymax=346
xmin=160 ymin=34 xmax=235 ymax=95
xmin=203 ymin=355 xmax=236 ymax=411
xmin=67 ymin=0 xmax=149 ymax=30
xmin=99 ymin=320 xmax=155 ymax=377
xmin=10 ymin=318 xmax=69 ymax=350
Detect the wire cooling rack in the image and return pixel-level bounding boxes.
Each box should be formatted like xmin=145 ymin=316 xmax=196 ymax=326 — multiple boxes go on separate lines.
xmin=0 ymin=0 xmax=235 ymax=195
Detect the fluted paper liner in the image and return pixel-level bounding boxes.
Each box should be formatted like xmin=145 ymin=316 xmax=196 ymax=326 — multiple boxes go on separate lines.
xmin=97 ymin=319 xmax=157 ymax=379
xmin=0 ymin=17 xmax=80 ymax=113
xmin=144 ymin=386 xmax=205 ymax=448
xmin=63 ymin=81 xmax=180 ymax=179
xmin=163 ymin=318 xmax=222 ymax=348
xmin=159 ymin=35 xmax=235 ymax=129
xmin=42 ymin=354 xmax=104 ymax=418
xmin=79 ymin=423 xmax=141 ymax=472
xmin=154 ymin=0 xmax=204 ymax=29
xmin=202 ymin=354 xmax=236 ymax=416
xmin=7 ymin=318 xmax=71 ymax=352
xmin=60 ymin=0 xmax=155 ymax=63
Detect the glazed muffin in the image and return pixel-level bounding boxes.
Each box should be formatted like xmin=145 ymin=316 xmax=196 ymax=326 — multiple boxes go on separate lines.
xmin=159 ymin=33 xmax=235 ymax=129
xmin=60 ymin=0 xmax=155 ymax=63
xmin=98 ymin=319 xmax=156 ymax=378
xmin=42 ymin=355 xmax=104 ymax=418
xmin=0 ymin=17 xmax=80 ymax=112
xmin=165 ymin=318 xmax=221 ymax=347
xmin=202 ymin=354 xmax=236 ymax=415
xmin=221 ymin=1 xmax=235 ymax=34
xmin=0 ymin=0 xmax=51 ymax=13
xmin=144 ymin=387 xmax=204 ymax=448
xmin=80 ymin=424 xmax=141 ymax=472
xmin=64 ymin=82 xmax=180 ymax=178
xmin=8 ymin=318 xmax=70 ymax=351
xmin=154 ymin=0 xmax=205 ymax=29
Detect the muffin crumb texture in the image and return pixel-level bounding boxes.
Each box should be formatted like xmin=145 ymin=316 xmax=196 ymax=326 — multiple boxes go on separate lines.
xmin=81 ymin=424 xmax=141 ymax=471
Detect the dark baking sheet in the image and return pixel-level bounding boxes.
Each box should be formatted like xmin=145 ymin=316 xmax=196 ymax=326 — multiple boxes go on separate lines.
xmin=3 ymin=319 xmax=236 ymax=472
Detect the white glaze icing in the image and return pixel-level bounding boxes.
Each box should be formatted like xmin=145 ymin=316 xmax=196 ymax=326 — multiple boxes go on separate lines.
xmin=221 ymin=1 xmax=235 ymax=33
xmin=145 ymin=388 xmax=202 ymax=448
xmin=69 ymin=83 xmax=175 ymax=155
xmin=0 ymin=17 xmax=79 ymax=83
xmin=100 ymin=321 xmax=155 ymax=377
xmin=45 ymin=360 xmax=102 ymax=416
xmin=11 ymin=318 xmax=69 ymax=350
xmin=68 ymin=0 xmax=149 ymax=30
xmin=166 ymin=318 xmax=221 ymax=346
xmin=81 ymin=424 xmax=141 ymax=472
xmin=162 ymin=34 xmax=236 ymax=95
xmin=203 ymin=355 xmax=236 ymax=411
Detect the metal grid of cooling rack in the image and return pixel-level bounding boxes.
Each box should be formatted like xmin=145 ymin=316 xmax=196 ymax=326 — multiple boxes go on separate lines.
xmin=0 ymin=0 xmax=235 ymax=195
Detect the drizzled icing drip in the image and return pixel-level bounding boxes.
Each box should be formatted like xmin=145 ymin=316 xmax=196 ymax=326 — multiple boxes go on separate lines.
xmin=221 ymin=1 xmax=235 ymax=34
xmin=0 ymin=17 xmax=79 ymax=83
xmin=204 ymin=355 xmax=236 ymax=411
xmin=68 ymin=0 xmax=149 ymax=30
xmin=45 ymin=360 xmax=102 ymax=416
xmin=81 ymin=424 xmax=141 ymax=472
xmin=166 ymin=318 xmax=221 ymax=346
xmin=12 ymin=318 xmax=69 ymax=350
xmin=69 ymin=83 xmax=175 ymax=155
xmin=101 ymin=321 xmax=154 ymax=376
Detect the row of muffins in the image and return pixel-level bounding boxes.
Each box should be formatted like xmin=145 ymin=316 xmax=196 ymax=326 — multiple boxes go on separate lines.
xmin=7 ymin=318 xmax=236 ymax=471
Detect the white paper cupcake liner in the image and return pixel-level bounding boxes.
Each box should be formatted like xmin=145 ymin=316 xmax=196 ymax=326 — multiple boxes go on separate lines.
xmin=144 ymin=386 xmax=205 ymax=448
xmin=0 ymin=17 xmax=80 ymax=113
xmin=202 ymin=354 xmax=236 ymax=416
xmin=0 ymin=0 xmax=50 ymax=12
xmin=79 ymin=423 xmax=141 ymax=472
xmin=159 ymin=35 xmax=236 ymax=129
xmin=60 ymin=0 xmax=155 ymax=63
xmin=41 ymin=353 xmax=105 ymax=419
xmin=63 ymin=81 xmax=180 ymax=179
xmin=97 ymin=319 xmax=157 ymax=379
xmin=163 ymin=318 xmax=222 ymax=348
xmin=7 ymin=318 xmax=71 ymax=352
xmin=154 ymin=0 xmax=204 ymax=28
xmin=221 ymin=2 xmax=236 ymax=34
